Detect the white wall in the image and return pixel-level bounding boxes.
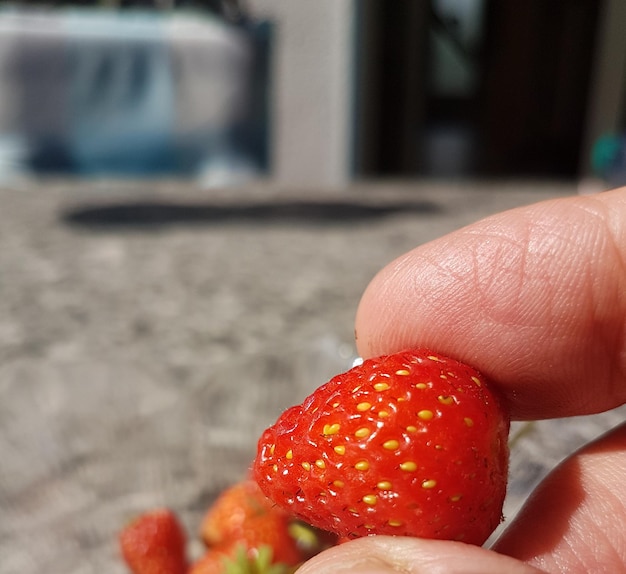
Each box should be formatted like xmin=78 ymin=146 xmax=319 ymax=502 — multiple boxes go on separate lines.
xmin=247 ymin=0 xmax=356 ymax=188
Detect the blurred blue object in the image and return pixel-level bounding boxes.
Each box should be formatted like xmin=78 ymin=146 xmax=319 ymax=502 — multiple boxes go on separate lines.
xmin=592 ymin=132 xmax=626 ymax=187
xmin=65 ymin=11 xmax=175 ymax=175
xmin=0 ymin=8 xmax=270 ymax=182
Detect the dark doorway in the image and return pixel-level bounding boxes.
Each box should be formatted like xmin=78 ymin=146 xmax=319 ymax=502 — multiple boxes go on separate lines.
xmin=354 ymin=0 xmax=602 ymax=179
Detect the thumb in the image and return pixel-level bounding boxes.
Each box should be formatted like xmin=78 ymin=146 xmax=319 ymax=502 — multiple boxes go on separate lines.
xmin=296 ymin=536 xmax=543 ymax=574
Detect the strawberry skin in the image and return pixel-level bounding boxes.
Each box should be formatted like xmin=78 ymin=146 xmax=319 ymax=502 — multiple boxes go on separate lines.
xmin=253 ymin=349 xmax=510 ymax=545
xmin=119 ymin=508 xmax=187 ymax=574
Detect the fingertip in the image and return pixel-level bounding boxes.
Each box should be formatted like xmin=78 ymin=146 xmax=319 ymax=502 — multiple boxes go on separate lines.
xmin=354 ymin=190 xmax=626 ymax=419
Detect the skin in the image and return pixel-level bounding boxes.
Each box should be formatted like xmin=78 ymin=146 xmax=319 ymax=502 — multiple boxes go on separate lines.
xmin=297 ymin=188 xmax=626 ymax=574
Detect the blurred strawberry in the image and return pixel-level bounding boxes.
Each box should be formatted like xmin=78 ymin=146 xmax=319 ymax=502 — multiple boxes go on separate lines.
xmin=200 ymin=479 xmax=334 ymax=565
xmin=200 ymin=479 xmax=301 ymax=565
xmin=119 ymin=508 xmax=187 ymax=574
xmin=189 ymin=544 xmax=294 ymax=574
xmin=187 ymin=545 xmax=231 ymax=574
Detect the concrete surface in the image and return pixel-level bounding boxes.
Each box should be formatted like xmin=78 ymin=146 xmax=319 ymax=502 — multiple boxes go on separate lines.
xmin=1 ymin=178 xmax=624 ymax=572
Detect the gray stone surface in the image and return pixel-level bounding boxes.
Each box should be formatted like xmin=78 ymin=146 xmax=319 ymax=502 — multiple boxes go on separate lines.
xmin=1 ymin=179 xmax=623 ymax=572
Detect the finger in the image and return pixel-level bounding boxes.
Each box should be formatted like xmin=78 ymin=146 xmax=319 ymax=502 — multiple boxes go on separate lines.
xmin=494 ymin=422 xmax=626 ymax=572
xmin=355 ymin=188 xmax=626 ymax=419
xmin=296 ymin=536 xmax=544 ymax=574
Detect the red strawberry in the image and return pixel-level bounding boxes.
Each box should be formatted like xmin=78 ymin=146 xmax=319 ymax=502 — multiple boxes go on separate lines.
xmin=200 ymin=479 xmax=335 ymax=566
xmin=119 ymin=508 xmax=187 ymax=574
xmin=188 ymin=549 xmax=228 ymax=574
xmin=189 ymin=544 xmax=294 ymax=574
xmin=188 ymin=544 xmax=235 ymax=574
xmin=253 ymin=349 xmax=510 ymax=545
xmin=199 ymin=479 xmax=302 ymax=566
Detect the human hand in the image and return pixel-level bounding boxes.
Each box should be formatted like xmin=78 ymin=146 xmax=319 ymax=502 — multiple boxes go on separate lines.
xmin=297 ymin=188 xmax=626 ymax=573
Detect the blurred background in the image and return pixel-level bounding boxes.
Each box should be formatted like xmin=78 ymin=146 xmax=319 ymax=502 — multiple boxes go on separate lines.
xmin=0 ymin=0 xmax=625 ymax=186
xmin=1 ymin=1 xmax=626 ymax=572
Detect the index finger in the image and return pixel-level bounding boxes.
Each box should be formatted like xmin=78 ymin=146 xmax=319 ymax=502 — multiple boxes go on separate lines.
xmin=355 ymin=188 xmax=626 ymax=420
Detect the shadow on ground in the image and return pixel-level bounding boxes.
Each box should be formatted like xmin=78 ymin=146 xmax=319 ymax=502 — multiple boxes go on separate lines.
xmin=61 ymin=199 xmax=441 ymax=229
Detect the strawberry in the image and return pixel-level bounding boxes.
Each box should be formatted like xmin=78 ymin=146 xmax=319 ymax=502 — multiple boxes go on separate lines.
xmin=253 ymin=349 xmax=510 ymax=545
xmin=188 ymin=548 xmax=230 ymax=574
xmin=200 ymin=479 xmax=301 ymax=565
xmin=119 ymin=508 xmax=187 ymax=574
xmin=189 ymin=544 xmax=294 ymax=574
xmin=200 ymin=479 xmax=334 ymax=565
